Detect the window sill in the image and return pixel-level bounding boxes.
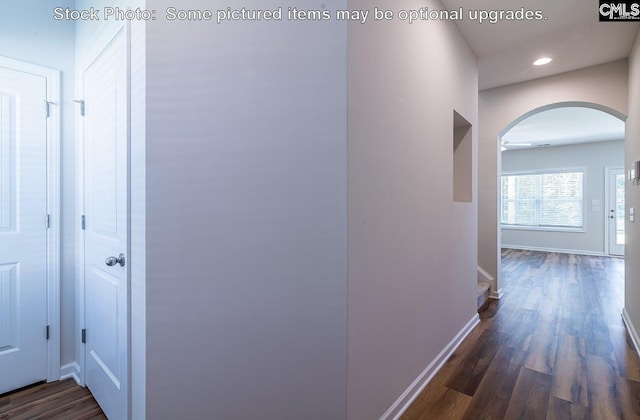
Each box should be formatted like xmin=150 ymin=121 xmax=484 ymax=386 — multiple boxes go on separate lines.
xmin=501 ymin=225 xmax=585 ymax=233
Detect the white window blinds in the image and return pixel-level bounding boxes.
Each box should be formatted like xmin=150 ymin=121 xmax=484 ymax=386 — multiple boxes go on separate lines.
xmin=501 ymin=170 xmax=584 ymax=229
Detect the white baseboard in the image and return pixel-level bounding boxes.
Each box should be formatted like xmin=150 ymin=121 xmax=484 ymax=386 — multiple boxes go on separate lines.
xmin=380 ymin=314 xmax=481 ymax=420
xmin=59 ymin=362 xmax=81 ymax=385
xmin=622 ymin=308 xmax=640 ymax=357
xmin=502 ymin=245 xmax=605 ymax=257
xmin=489 ymin=289 xmax=504 ymax=300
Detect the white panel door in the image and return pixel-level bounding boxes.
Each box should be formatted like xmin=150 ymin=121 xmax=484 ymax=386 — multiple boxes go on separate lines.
xmin=83 ymin=31 xmax=128 ymax=419
xmin=608 ymin=167 xmax=625 ymax=257
xmin=0 ymin=65 xmax=48 ymax=393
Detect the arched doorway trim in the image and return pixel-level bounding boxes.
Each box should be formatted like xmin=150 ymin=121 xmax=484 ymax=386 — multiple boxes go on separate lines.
xmin=499 ymin=101 xmax=627 ymax=139
xmin=494 ymin=100 xmax=627 ymax=299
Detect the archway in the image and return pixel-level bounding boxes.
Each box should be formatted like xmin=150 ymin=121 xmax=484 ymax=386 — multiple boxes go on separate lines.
xmin=496 ymin=101 xmax=626 ymax=296
xmin=499 ymin=101 xmax=626 ymax=138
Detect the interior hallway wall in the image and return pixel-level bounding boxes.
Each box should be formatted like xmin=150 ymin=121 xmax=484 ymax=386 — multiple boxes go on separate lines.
xmin=624 ymin=30 xmax=640 ymax=351
xmin=144 ymin=1 xmax=348 ymax=418
xmin=347 ymin=0 xmax=478 ymax=418
xmin=0 ymin=0 xmax=77 ymax=370
xmin=479 ymin=60 xmax=628 ymax=294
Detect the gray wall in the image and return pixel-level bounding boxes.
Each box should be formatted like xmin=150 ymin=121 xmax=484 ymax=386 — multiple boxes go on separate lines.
xmin=0 ymin=0 xmax=77 ymax=370
xmin=143 ymin=0 xmax=479 ymax=418
xmin=502 ymin=140 xmax=624 ymax=255
xmin=145 ymin=1 xmax=348 ymax=418
xmin=347 ymin=0 xmax=478 ymax=417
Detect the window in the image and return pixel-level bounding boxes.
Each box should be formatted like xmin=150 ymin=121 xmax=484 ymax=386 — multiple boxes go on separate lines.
xmin=501 ymin=169 xmax=584 ymax=230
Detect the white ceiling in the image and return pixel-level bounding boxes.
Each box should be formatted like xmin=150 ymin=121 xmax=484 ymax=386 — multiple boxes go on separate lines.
xmin=441 ymin=0 xmax=640 ymax=90
xmin=439 ymin=0 xmax=636 ymax=148
xmin=501 ymin=107 xmax=625 ymax=150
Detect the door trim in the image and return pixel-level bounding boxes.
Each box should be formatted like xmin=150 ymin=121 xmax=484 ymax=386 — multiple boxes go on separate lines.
xmin=0 ymin=56 xmax=61 ymax=383
xmin=605 ymin=166 xmax=625 ymax=256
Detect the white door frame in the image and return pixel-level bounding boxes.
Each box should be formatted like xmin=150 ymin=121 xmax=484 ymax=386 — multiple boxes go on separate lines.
xmin=605 ymin=166 xmax=625 ymax=256
xmin=0 ymin=56 xmax=61 ymax=383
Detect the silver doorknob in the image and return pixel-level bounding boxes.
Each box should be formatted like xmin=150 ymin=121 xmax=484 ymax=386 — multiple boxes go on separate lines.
xmin=105 ymin=253 xmax=125 ymax=267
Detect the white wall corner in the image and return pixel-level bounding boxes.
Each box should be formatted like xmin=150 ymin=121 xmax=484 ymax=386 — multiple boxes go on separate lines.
xmin=59 ymin=362 xmax=81 ymax=385
xmin=623 ymin=308 xmax=640 ymax=357
xmin=380 ymin=314 xmax=481 ymax=420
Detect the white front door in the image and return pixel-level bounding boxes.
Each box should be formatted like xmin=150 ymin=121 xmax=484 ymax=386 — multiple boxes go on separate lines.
xmin=0 ymin=64 xmax=48 ymax=393
xmin=82 ymin=30 xmax=129 ymax=419
xmin=608 ymin=167 xmax=625 ymax=256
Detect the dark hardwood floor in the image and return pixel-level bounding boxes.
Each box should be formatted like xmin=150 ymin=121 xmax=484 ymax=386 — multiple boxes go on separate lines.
xmin=0 ymin=379 xmax=105 ymax=419
xmin=1 ymin=250 xmax=636 ymax=419
xmin=402 ymin=249 xmax=639 ymax=420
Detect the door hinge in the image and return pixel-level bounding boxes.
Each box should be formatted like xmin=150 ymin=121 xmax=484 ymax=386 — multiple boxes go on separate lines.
xmin=74 ymin=100 xmax=85 ymax=117
xmin=45 ymin=101 xmax=53 ymax=118
xmin=81 ymin=329 xmax=86 ymax=344
xmin=81 ymin=215 xmax=86 ymax=230
xmin=46 ymin=214 xmax=50 ymax=229
xmin=46 ymin=325 xmax=50 ymax=340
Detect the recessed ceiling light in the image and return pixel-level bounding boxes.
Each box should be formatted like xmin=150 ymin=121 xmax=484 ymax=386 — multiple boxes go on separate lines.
xmin=533 ymin=57 xmax=552 ymax=66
